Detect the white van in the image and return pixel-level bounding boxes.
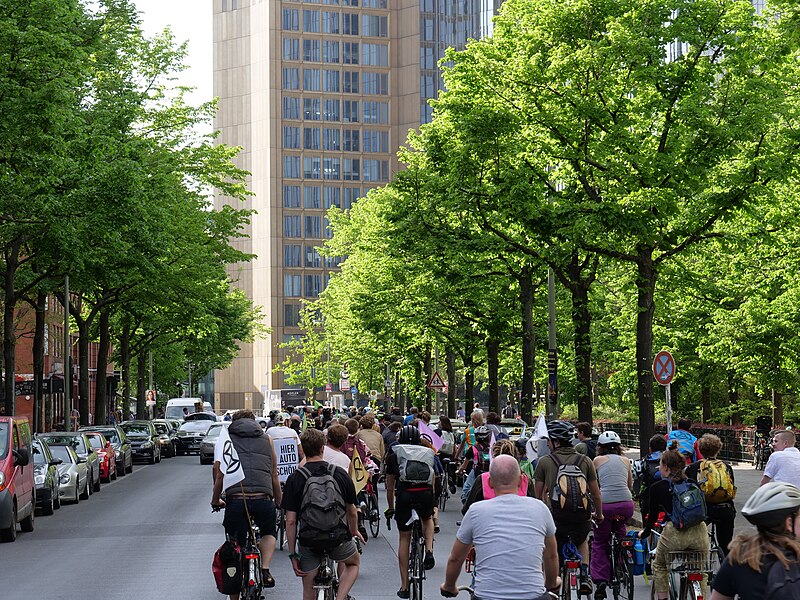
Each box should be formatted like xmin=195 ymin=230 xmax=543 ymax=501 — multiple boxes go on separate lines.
xmin=165 ymin=398 xmax=214 ymax=421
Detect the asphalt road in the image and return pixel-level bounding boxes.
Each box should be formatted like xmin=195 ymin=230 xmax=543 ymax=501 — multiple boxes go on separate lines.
xmin=0 ymin=454 xmax=764 ymax=600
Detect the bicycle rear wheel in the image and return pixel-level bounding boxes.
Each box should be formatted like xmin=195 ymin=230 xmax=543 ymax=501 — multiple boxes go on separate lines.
xmin=278 ymin=508 xmax=286 ymax=550
xmin=613 ymin=546 xmax=634 ymax=600
xmin=561 ymin=564 xmax=579 ymax=600
xmin=367 ymin=492 xmax=380 ymax=538
xmin=410 ymin=528 xmax=424 ymax=600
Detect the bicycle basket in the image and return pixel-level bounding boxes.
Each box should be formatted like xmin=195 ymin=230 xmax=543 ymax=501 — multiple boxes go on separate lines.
xmin=668 ymin=551 xmax=715 ymax=576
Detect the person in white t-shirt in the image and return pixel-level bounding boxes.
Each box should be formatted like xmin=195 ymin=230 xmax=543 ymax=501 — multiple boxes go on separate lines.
xmin=322 ymin=423 xmax=352 ymax=472
xmin=761 ymin=430 xmax=800 ymax=488
xmin=441 ymin=455 xmax=561 ymax=600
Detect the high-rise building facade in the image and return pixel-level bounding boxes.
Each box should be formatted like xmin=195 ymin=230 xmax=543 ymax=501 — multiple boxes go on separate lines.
xmin=212 ymin=0 xmax=503 ymax=410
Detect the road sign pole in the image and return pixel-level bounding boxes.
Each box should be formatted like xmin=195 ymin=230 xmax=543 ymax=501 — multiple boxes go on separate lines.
xmin=665 ymin=383 xmax=673 ymax=434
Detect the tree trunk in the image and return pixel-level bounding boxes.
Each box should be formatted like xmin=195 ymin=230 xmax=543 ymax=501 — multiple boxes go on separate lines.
xmin=701 ymin=385 xmax=712 ymax=424
xmin=571 ymin=280 xmax=593 ymax=424
xmin=76 ymin=316 xmax=90 ymax=426
xmin=94 ymin=309 xmax=110 ymax=425
xmin=3 ymin=244 xmax=19 ymax=416
xmin=423 ymin=347 xmax=432 ymax=413
xmin=32 ymin=293 xmax=46 ymax=432
xmin=413 ymin=361 xmax=422 ymax=410
xmin=446 ymin=349 xmax=456 ymax=418
xmin=635 ymin=249 xmax=657 ymax=456
xmin=120 ymin=323 xmax=131 ymax=418
xmin=519 ymin=266 xmax=535 ymax=425
xmin=486 ymin=338 xmax=500 ymax=414
xmin=772 ymin=389 xmax=784 ymax=428
xmin=727 ymin=371 xmax=741 ymax=426
xmin=137 ymin=352 xmax=147 ymax=419
xmin=464 ymin=356 xmax=475 ymax=403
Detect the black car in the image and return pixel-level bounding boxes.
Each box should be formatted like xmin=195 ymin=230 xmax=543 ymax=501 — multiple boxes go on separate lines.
xmin=120 ymin=421 xmax=161 ymax=464
xmin=79 ymin=425 xmax=133 ymax=476
xmin=175 ymin=414 xmax=216 ymax=455
xmin=31 ymin=439 xmax=62 ymax=515
xmin=152 ymin=420 xmax=177 ymax=458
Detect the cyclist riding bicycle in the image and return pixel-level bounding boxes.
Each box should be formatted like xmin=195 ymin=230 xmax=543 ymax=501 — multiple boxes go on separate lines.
xmin=385 ymin=424 xmax=437 ymax=599
xmin=590 ymin=430 xmax=634 ymax=600
xmin=533 ymin=419 xmax=603 ymax=597
xmin=710 ymin=482 xmax=800 ymax=600
xmin=639 ymin=441 xmax=709 ymax=600
xmin=461 ymin=438 xmax=535 ymax=515
xmin=211 ymin=410 xmax=283 ymax=595
xmin=456 ymin=424 xmax=492 ymax=503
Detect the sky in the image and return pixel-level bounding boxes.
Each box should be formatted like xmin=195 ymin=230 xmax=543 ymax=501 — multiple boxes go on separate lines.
xmin=132 ymin=0 xmax=213 ymax=109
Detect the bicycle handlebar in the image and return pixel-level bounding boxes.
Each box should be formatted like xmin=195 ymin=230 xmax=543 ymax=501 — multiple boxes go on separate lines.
xmin=440 ymin=586 xmax=474 ymax=597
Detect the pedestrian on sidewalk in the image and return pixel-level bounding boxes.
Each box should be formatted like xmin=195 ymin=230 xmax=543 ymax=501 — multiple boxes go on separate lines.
xmin=761 ymin=430 xmax=800 ymax=488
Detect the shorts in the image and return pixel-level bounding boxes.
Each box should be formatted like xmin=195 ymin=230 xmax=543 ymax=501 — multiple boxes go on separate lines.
xmin=223 ymin=498 xmax=277 ymax=544
xmin=555 ymin=518 xmax=592 ymax=560
xmin=298 ymin=539 xmax=358 ymax=572
xmin=395 ymin=489 xmax=435 ymax=532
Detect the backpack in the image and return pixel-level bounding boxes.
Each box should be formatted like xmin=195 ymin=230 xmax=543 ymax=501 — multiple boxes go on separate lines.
xmin=765 ymin=556 xmax=800 ymax=600
xmin=632 ymin=454 xmax=662 ymax=500
xmin=394 ymin=444 xmax=435 ymax=485
xmin=667 ymin=430 xmax=697 ymax=463
xmin=549 ymin=453 xmax=593 ymax=520
xmin=471 ymin=444 xmax=491 ymax=477
xmin=212 ymin=540 xmax=242 ymax=595
xmin=440 ymin=430 xmax=455 ymax=456
xmin=297 ymin=464 xmax=349 ymax=549
xmin=697 ymin=459 xmax=736 ymax=504
xmin=669 ymin=480 xmax=707 ymax=530
xmin=584 ymin=439 xmax=598 ymax=460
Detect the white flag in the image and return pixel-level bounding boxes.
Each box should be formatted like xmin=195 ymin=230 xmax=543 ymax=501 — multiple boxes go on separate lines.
xmin=527 ymin=413 xmax=550 ymax=463
xmin=488 ymin=431 xmax=497 ymax=464
xmin=214 ymin=425 xmax=245 ymax=490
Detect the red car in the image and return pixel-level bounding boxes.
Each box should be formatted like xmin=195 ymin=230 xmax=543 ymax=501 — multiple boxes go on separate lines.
xmin=84 ymin=432 xmax=117 ymax=483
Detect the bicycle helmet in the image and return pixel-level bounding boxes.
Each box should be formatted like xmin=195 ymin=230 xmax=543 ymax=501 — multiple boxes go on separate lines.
xmin=546 ymin=420 xmax=573 ymax=443
xmin=277 ymin=412 xmax=291 ymax=423
xmin=515 ymin=435 xmax=530 ymax=455
xmin=741 ymin=482 xmax=800 ymax=530
xmin=398 ymin=424 xmax=421 ymax=444
xmin=598 ymin=431 xmax=622 ymax=446
xmin=474 ymin=425 xmax=491 ymax=443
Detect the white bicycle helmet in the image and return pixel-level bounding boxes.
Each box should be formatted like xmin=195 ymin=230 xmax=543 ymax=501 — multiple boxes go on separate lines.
xmin=277 ymin=412 xmax=291 ymax=423
xmin=598 ymin=431 xmax=622 ymax=446
xmin=741 ymin=482 xmax=800 ymax=529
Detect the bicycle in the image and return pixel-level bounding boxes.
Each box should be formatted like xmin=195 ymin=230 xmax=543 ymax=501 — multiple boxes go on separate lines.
xmin=357 ymin=476 xmax=381 ymax=538
xmin=313 ymin=548 xmax=339 ymax=600
xmin=608 ymin=529 xmax=635 ymax=600
xmin=407 ymin=509 xmax=427 ymax=600
xmin=560 ymin=538 xmax=585 ymax=600
xmin=276 ymin=482 xmax=287 ymax=550
xmin=666 ymin=551 xmax=714 ymax=600
xmin=706 ymin=522 xmax=724 ymax=577
xmin=439 ymin=458 xmax=451 ymax=511
xmin=752 ymin=432 xmax=771 ymax=470
xmin=240 ymin=518 xmax=263 ymax=600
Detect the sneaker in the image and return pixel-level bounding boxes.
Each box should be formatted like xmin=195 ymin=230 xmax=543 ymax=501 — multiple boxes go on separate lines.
xmin=449 ymin=482 xmax=457 ymax=495
xmin=261 ymin=569 xmax=275 ymax=588
xmin=594 ymin=581 xmax=607 ymax=600
xmin=397 ymin=589 xmax=410 ymax=599
xmin=358 ymin=524 xmax=368 ymax=540
xmin=424 ymin=551 xmax=435 ymax=570
xmin=579 ymin=572 xmax=592 ymax=596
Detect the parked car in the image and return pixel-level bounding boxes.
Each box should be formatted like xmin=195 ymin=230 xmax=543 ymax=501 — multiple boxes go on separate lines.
xmin=120 ymin=421 xmax=161 ymax=464
xmin=0 ymin=416 xmax=35 ymax=542
xmin=79 ymin=425 xmax=132 ymax=476
xmin=83 ymin=432 xmax=117 ymax=482
xmin=49 ymin=445 xmax=89 ymax=504
xmin=498 ymin=418 xmax=528 ymax=441
xmin=38 ymin=432 xmax=101 ymax=493
xmin=152 ymin=420 xmax=177 ymax=458
xmin=200 ymin=422 xmax=229 ymax=465
xmin=31 ymin=439 xmax=61 ymax=515
xmin=175 ymin=415 xmax=215 ymax=456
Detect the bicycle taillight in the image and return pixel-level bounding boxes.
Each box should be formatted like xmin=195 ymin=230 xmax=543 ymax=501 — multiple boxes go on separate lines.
xmin=688 ymin=573 xmax=704 ymax=582
xmin=245 ymin=553 xmax=259 ymax=560
xmin=566 ymin=561 xmax=580 ymax=569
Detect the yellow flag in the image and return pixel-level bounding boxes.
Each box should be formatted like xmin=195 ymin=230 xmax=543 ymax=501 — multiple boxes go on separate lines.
xmin=349 ymin=451 xmax=368 ymax=495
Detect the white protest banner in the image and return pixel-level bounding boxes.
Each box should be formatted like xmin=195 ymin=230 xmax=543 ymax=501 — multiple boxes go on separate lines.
xmin=274 ymin=436 xmax=300 ymax=483
xmin=527 ymin=413 xmax=550 ymax=463
xmin=214 ymin=425 xmax=245 ymax=490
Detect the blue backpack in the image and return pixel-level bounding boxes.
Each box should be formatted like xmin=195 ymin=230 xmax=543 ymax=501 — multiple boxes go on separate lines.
xmin=670 ymin=480 xmax=707 ymax=530
xmin=667 ymin=430 xmax=697 ymax=462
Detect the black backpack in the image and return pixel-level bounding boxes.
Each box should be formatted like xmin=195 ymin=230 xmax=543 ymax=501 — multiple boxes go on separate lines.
xmin=297 ymin=464 xmax=349 ymax=550
xmin=212 ymin=540 xmax=242 ymax=595
xmin=765 ymin=557 xmax=800 ymax=600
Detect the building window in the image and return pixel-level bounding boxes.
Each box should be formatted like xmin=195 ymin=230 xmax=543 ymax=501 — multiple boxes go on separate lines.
xmin=322 ymin=11 xmax=339 ymax=33
xmin=343 ymin=186 xmax=361 ymax=208
xmin=362 ymin=0 xmax=387 ymax=7
xmin=323 ymin=69 xmax=340 ymax=92
xmin=324 ymin=217 xmax=334 ymax=239
xmin=305 ymin=274 xmax=322 ymax=297
xmin=304 ymin=127 xmax=320 ymax=149
xmin=303 ymin=9 xmax=320 ymax=32
xmin=284 ymin=273 xmax=302 ymax=297
xmin=363 ymin=159 xmax=389 ymax=181
xmin=323 ymin=157 xmax=341 ymax=180
xmin=343 ymin=0 xmax=358 ymax=5
xmin=343 ymin=128 xmax=360 ymax=151
xmin=305 ymin=215 xmax=322 ymax=238
xmin=343 ymin=42 xmax=359 ymax=64
xmin=363 ymin=129 xmax=388 ymax=153
xmin=342 ymin=13 xmax=359 ymax=35
xmin=304 ymin=156 xmax=321 ymax=179
xmin=304 ymin=98 xmax=321 ymax=120
xmin=343 ymin=100 xmax=359 ymax=123
xmin=303 ymin=39 xmax=320 ymax=62
xmin=421 ymin=73 xmax=435 ymax=98
xmin=284 ymin=303 xmax=302 ymax=327
xmin=284 ymin=244 xmax=302 ymax=267
xmin=421 ymin=46 xmax=435 ymax=70
xmin=422 ymin=17 xmax=434 ymax=41
xmin=283 ymin=37 xmax=300 ymax=60
xmin=283 ymin=155 xmax=301 ymax=178
xmin=284 ymin=185 xmax=302 ymax=208
xmin=362 ymin=43 xmax=388 ymax=66
xmin=283 ymin=96 xmax=300 ymax=119
xmin=325 ymin=255 xmax=343 ymax=268
xmin=304 ymin=186 xmax=321 ymax=208
xmin=323 ymin=99 xmax=340 ymax=121
xmin=304 ymin=246 xmax=322 ymax=268
xmin=324 ymin=187 xmax=341 ymax=208
xmin=343 ymin=158 xmax=360 ymax=181
xmin=283 ymin=126 xmax=300 ymax=149
xmin=284 ymin=215 xmax=302 ymax=237
xmin=282 ymin=9 xmax=299 ymax=30
xmin=343 ymin=71 xmax=359 ymax=94
xmin=363 ymin=101 xmax=388 ymax=124
xmin=323 ymin=41 xmax=339 ymax=63
xmin=361 ymin=14 xmax=387 ymax=37
xmin=283 ymin=68 xmax=300 ymax=90
xmin=362 ymin=72 xmax=388 ymax=95
xmin=323 ymin=127 xmax=341 ymax=150
xmin=303 ymin=68 xmax=321 ymax=91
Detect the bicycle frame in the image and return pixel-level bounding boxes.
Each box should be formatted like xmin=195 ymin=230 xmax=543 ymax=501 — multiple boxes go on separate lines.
xmin=240 ymin=520 xmax=263 ymax=600
xmin=561 ymin=540 xmax=583 ymax=600
xmin=406 ymin=509 xmax=426 ymax=600
xmin=313 ymin=550 xmax=339 ymax=600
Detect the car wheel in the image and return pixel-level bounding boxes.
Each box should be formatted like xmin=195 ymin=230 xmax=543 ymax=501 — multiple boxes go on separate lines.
xmin=20 ymin=506 xmax=34 ymax=533
xmin=111 ymin=464 xmax=117 ymax=480
xmin=41 ymin=493 xmax=55 ymax=516
xmin=156 ymin=449 xmax=161 ymax=463
xmin=80 ymin=477 xmax=90 ymax=500
xmin=148 ymin=451 xmax=156 ymax=465
xmin=54 ymin=489 xmax=61 ymax=510
xmin=87 ymin=474 xmax=93 ymax=495
xmin=0 ymin=504 xmax=17 ymax=542
xmin=93 ymin=472 xmax=101 ymax=492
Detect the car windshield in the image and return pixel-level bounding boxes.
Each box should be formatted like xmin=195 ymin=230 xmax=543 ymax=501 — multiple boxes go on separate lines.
xmin=122 ymin=424 xmax=151 ymax=435
xmin=87 ymin=435 xmax=103 ymax=449
xmin=205 ymin=425 xmax=224 ymax=439
xmin=0 ymin=423 xmax=7 ymax=458
xmin=49 ymin=445 xmax=74 ymax=464
xmin=32 ymin=442 xmax=47 ymax=465
xmin=165 ymin=406 xmax=189 ymax=420
xmin=97 ymin=429 xmax=120 ymax=444
xmin=184 ymin=413 xmax=216 ymax=422
xmin=154 ymin=423 xmax=168 ymax=434
xmin=42 ymin=435 xmax=86 ymax=453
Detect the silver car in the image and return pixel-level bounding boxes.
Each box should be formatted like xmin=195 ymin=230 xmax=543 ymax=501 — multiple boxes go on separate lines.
xmin=199 ymin=422 xmax=229 ymax=465
xmin=39 ymin=432 xmax=101 ymax=494
xmin=49 ymin=445 xmax=89 ymax=504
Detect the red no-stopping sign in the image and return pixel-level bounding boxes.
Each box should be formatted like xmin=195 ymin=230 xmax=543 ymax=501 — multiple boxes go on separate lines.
xmin=653 ymin=351 xmax=675 ymax=385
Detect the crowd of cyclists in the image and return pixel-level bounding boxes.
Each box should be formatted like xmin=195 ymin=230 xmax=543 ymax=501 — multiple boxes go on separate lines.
xmin=210 ymin=405 xmax=800 ymax=600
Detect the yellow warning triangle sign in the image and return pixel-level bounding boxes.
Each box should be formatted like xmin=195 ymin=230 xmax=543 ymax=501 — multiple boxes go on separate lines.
xmin=427 ymin=371 xmax=446 ymax=389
